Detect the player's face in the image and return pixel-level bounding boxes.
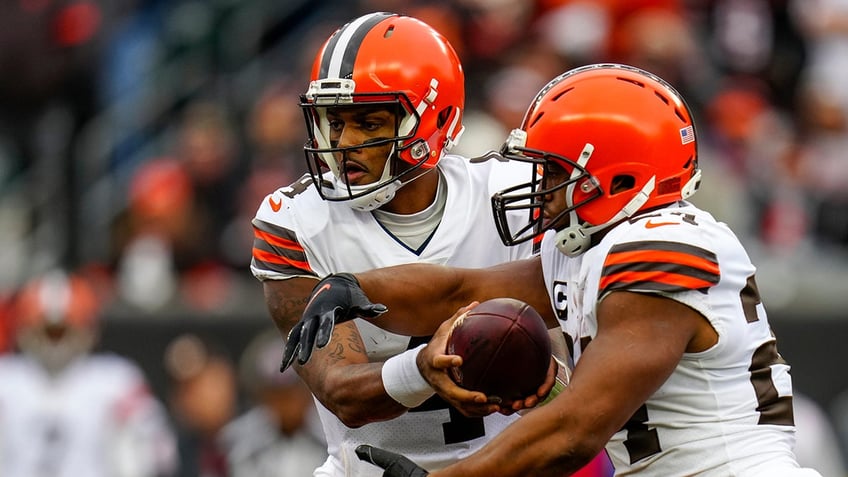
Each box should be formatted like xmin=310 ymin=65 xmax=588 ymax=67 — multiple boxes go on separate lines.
xmin=540 ymin=160 xmax=571 ymax=230
xmin=327 ymin=106 xmax=398 ymax=186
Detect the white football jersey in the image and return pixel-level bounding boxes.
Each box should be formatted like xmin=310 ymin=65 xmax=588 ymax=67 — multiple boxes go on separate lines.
xmin=251 ymin=154 xmax=536 ymax=477
xmin=540 ymin=201 xmax=813 ymax=476
xmin=0 ymin=353 xmax=177 ymax=477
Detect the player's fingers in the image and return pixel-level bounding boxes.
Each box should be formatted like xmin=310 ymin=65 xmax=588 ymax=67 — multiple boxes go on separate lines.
xmin=354 ymin=303 xmax=388 ymax=319
xmin=432 ymin=375 xmax=489 ymax=404
xmin=431 ymin=354 xmax=462 ymax=370
xmin=280 ymin=323 xmax=303 ymax=371
xmin=453 ymin=301 xmax=479 ymax=317
xmin=315 ymin=311 xmax=338 ymax=348
xmin=297 ymin=318 xmax=319 ymax=364
xmin=280 ymin=342 xmax=299 ymax=372
xmin=355 ymin=444 xmax=392 ymax=468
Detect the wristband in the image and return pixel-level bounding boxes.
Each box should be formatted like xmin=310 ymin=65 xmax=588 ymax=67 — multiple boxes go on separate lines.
xmin=382 ymin=345 xmax=435 ymax=408
xmin=539 ymin=355 xmax=570 ymax=407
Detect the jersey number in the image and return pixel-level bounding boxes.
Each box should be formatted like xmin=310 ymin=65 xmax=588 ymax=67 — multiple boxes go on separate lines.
xmin=406 ymin=336 xmax=486 ymax=444
xmin=620 ymin=273 xmax=791 ymax=464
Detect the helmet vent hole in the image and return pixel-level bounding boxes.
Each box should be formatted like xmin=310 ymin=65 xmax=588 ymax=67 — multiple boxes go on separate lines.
xmin=654 ymin=91 xmax=670 ymax=105
xmin=552 ymin=87 xmax=573 ymax=102
xmin=383 ymin=25 xmax=395 ymax=38
xmin=611 ymin=175 xmax=635 ymax=194
xmin=617 ymin=77 xmax=645 ymax=88
xmin=674 ymin=109 xmax=686 ymax=122
xmin=529 ymin=112 xmax=545 ymax=128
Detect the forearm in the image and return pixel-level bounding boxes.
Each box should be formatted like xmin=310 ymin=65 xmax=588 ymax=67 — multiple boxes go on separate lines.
xmin=297 ymin=321 xmax=409 ymax=427
xmin=433 ymin=391 xmax=600 ymax=477
xmin=357 ymin=258 xmax=549 ymax=336
xmin=304 ymin=360 xmax=409 ymax=428
xmin=263 ymin=277 xmax=318 ymax=337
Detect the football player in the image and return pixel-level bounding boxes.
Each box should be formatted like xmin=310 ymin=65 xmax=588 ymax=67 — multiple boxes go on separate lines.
xmin=0 ymin=270 xmax=177 ymax=477
xmin=285 ymin=64 xmax=824 ymax=477
xmin=250 ymin=11 xmax=611 ymax=477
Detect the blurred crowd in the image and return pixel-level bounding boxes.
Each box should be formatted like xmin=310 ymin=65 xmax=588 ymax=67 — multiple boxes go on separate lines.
xmin=1 ymin=0 xmax=848 ymax=317
xmin=2 ymin=0 xmax=848 ymax=473
xmin=0 ymin=269 xmax=327 ymax=476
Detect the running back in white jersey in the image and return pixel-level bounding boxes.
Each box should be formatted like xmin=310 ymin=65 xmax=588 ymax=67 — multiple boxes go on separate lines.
xmin=540 ymin=201 xmax=805 ymax=476
xmin=0 ymin=353 xmax=177 ymax=477
xmin=251 ymin=155 xmax=536 ymax=477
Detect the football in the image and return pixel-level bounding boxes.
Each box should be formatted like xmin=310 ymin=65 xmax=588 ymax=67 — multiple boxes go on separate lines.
xmin=445 ymin=297 xmax=551 ymax=400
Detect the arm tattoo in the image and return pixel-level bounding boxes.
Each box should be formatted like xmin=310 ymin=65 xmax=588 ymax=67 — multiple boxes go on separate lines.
xmin=265 ymin=287 xmax=310 ymax=334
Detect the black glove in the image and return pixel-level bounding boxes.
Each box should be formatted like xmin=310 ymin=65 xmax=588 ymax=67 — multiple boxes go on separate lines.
xmin=280 ymin=273 xmax=387 ymax=371
xmin=356 ymin=445 xmax=429 ymax=477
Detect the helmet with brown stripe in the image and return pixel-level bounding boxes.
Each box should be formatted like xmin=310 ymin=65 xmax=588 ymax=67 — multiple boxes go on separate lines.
xmin=301 ymin=12 xmax=465 ymax=211
xmin=491 ymin=63 xmax=702 ymax=256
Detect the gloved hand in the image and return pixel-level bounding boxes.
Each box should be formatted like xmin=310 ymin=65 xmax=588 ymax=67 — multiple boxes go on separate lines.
xmin=356 ymin=445 xmax=429 ymax=477
xmin=280 ymin=273 xmax=387 ymax=370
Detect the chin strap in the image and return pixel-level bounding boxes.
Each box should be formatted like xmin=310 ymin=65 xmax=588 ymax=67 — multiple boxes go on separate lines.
xmin=347 ymin=162 xmax=435 ymax=212
xmin=347 ymin=180 xmax=402 ymax=211
xmin=555 ymin=175 xmax=656 ymax=257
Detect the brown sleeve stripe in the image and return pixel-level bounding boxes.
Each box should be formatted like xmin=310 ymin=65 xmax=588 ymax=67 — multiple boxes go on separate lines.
xmin=599 ymin=241 xmax=719 ymax=296
xmin=251 ymin=219 xmax=312 ymax=275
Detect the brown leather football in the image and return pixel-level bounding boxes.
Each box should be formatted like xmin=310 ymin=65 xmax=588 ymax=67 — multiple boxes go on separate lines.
xmin=445 ymin=297 xmax=551 ymax=400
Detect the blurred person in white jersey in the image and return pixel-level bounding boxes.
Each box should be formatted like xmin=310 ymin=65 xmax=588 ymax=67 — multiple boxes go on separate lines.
xmin=0 ymin=269 xmax=177 ymax=477
xmin=250 ymin=11 xmax=611 ymax=477
xmin=219 ymin=328 xmax=328 ymax=477
xmin=284 ymin=63 xmax=824 ymax=477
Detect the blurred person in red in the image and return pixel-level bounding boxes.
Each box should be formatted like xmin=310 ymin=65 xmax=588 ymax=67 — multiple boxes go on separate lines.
xmin=0 ymin=269 xmax=177 ymax=477
xmin=163 ymin=333 xmax=239 ymax=477
xmin=219 ymin=328 xmax=328 ymax=477
xmin=111 ymin=156 xmax=242 ymax=314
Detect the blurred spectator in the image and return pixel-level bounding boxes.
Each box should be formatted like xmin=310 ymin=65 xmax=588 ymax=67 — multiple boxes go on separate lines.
xmin=791 ymin=0 xmax=848 ymax=252
xmin=110 ymin=157 xmax=195 ymax=312
xmin=219 ymin=328 xmax=327 ymax=476
xmin=0 ymin=0 xmax=104 ymax=169
xmin=109 ymin=151 xmax=247 ymax=314
xmin=172 ymin=100 xmax=244 ymax=247
xmin=0 ymin=269 xmax=177 ymax=477
xmin=688 ymin=0 xmax=808 ymax=113
xmin=244 ymin=79 xmax=305 ymax=181
xmin=163 ymin=333 xmax=238 ymax=477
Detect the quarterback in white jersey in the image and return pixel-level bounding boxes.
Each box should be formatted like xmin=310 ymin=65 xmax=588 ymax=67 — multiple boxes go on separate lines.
xmin=0 ymin=271 xmax=176 ymax=477
xmin=283 ymin=64 xmax=823 ymax=477
xmin=252 ymin=156 xmax=534 ymax=476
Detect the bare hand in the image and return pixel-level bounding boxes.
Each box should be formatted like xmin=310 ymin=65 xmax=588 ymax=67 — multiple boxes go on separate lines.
xmin=416 ymin=303 xmax=503 ymax=417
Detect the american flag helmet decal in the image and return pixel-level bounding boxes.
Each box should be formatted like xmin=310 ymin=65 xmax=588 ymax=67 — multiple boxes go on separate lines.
xmin=680 ymin=125 xmax=694 ymax=145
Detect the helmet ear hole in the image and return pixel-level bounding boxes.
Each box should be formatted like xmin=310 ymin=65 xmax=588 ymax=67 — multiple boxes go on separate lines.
xmin=437 ymin=106 xmax=453 ymax=129
xmin=611 ymin=175 xmax=635 ymax=194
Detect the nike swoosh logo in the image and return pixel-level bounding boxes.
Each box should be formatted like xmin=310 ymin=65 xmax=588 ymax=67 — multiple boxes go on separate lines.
xmin=645 ymin=220 xmax=678 ymax=229
xmin=304 ymin=283 xmax=331 ymax=309
xmin=268 ymin=196 xmax=282 ymax=212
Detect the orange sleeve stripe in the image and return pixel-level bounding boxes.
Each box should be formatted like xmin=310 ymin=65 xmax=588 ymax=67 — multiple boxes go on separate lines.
xmin=599 ymin=270 xmax=716 ymax=294
xmin=604 ymin=249 xmax=719 ymax=276
xmin=253 ymin=227 xmax=304 ymax=252
xmin=252 ymin=247 xmax=311 ymax=272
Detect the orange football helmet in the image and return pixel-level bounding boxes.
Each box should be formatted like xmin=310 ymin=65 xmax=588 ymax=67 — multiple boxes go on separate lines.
xmin=12 ymin=270 xmax=100 ymax=373
xmin=301 ymin=12 xmax=465 ymax=210
xmin=492 ymin=63 xmax=702 ymax=256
